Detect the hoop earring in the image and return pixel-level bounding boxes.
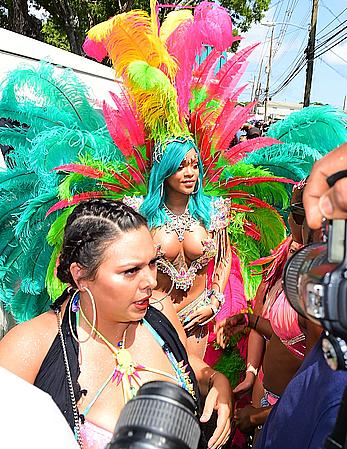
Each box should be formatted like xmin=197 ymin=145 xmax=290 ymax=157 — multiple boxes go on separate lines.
xmin=160 ymin=183 xmax=164 ymax=198
xmin=150 ymin=281 xmax=174 ymax=305
xmin=193 ymin=178 xmax=200 ymax=194
xmin=69 ymin=287 xmax=97 ymax=344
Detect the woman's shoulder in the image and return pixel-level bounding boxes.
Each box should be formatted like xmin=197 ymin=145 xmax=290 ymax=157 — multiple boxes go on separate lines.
xmin=209 ymin=197 xmax=231 ymax=231
xmin=0 ymin=310 xmax=58 ymax=383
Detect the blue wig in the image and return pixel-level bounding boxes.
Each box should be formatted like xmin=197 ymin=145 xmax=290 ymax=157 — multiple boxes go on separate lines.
xmin=140 ymin=138 xmax=212 ymax=229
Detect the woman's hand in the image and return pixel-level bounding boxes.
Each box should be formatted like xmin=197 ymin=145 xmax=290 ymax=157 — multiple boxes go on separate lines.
xmin=215 ymin=313 xmax=248 ymax=348
xmin=234 ymin=405 xmax=259 ymax=433
xmin=233 ymin=371 xmax=256 ymax=399
xmin=183 ymin=306 xmax=214 ymax=332
xmin=234 ymin=404 xmax=271 ymax=434
xmin=200 ymin=371 xmax=233 ymax=449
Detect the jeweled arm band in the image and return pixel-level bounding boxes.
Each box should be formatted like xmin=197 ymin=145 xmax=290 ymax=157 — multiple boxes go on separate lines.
xmin=208 ymin=289 xmax=225 ymax=305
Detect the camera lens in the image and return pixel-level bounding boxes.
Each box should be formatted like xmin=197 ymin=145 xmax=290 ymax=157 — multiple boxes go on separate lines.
xmin=283 ymin=243 xmax=326 ymax=318
xmin=107 ymin=381 xmax=201 ymax=449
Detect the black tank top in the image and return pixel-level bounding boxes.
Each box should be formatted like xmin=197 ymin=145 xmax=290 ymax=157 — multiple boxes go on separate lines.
xmin=34 ymin=299 xmax=201 ymax=431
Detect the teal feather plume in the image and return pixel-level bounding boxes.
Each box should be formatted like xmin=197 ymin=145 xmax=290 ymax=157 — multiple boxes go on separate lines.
xmin=0 ymin=62 xmax=105 ymax=131
xmin=0 ymin=62 xmax=123 ymax=321
xmin=267 ymin=105 xmax=347 ymax=154
xmin=243 ymin=142 xmax=323 ymax=182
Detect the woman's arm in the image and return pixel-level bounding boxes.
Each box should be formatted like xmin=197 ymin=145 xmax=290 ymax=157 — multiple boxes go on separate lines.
xmin=233 ymin=330 xmax=265 ymax=397
xmin=210 ymin=229 xmax=232 ymax=309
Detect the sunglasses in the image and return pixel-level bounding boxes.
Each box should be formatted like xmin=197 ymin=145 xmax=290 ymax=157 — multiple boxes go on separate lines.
xmin=290 ymin=202 xmax=305 ymax=225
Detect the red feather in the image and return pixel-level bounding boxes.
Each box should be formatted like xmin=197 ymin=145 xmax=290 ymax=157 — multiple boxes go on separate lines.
xmin=222 ymin=176 xmax=295 ymax=189
xmin=216 ymin=102 xmax=256 ymax=151
xmin=243 ymin=221 xmax=261 ymax=240
xmin=53 ymin=164 xmax=105 ymax=179
xmin=46 ymin=191 xmax=109 ymax=217
xmin=229 ymin=203 xmax=253 ymax=213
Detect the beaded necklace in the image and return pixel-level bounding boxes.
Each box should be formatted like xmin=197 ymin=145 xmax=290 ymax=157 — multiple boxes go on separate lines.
xmin=78 ymin=307 xmax=196 ymax=419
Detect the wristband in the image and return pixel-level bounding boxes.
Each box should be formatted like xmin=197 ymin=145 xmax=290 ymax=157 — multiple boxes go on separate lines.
xmin=254 ymin=315 xmax=260 ymax=331
xmin=210 ymin=304 xmax=219 ymax=315
xmin=246 ymin=363 xmax=258 ymax=376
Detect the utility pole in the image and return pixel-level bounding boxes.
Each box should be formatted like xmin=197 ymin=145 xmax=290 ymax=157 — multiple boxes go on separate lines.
xmin=250 ymin=75 xmax=256 ymax=102
xmin=303 ymin=0 xmax=319 ymax=107
xmin=264 ymin=26 xmax=274 ymax=121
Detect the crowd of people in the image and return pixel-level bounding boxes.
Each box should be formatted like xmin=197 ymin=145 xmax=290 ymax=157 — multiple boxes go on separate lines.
xmin=0 ymin=2 xmax=347 ymax=449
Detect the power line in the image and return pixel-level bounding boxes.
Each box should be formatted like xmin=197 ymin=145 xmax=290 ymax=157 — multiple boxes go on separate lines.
xmin=320 ymin=58 xmax=347 ymax=80
xmin=316 ymin=7 xmax=347 ymax=37
xmin=321 ymin=1 xmax=343 ymax=24
xmin=328 ymin=49 xmax=347 ymax=65
xmin=268 ymin=19 xmax=347 ymax=97
xmin=268 ymin=29 xmax=347 ymax=97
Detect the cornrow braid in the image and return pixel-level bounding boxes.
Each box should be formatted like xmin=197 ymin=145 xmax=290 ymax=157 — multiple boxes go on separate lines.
xmin=56 ymin=199 xmax=147 ymax=287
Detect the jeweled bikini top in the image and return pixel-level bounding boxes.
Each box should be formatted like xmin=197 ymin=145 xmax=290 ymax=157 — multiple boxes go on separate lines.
xmin=156 ymin=239 xmax=217 ymax=290
xmin=122 ymin=196 xmax=231 ymax=290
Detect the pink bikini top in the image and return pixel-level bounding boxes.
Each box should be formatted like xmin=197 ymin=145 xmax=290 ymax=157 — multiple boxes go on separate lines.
xmin=80 ymin=420 xmax=113 ymax=449
xmin=263 ymin=290 xmax=305 ymax=359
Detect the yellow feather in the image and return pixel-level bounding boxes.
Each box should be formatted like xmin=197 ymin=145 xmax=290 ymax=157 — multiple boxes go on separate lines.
xmin=150 ymin=0 xmax=159 ymax=37
xmin=160 ymin=10 xmax=194 ymax=43
xmin=127 ymin=61 xmax=188 ymax=142
xmin=87 ymin=10 xmax=177 ymax=80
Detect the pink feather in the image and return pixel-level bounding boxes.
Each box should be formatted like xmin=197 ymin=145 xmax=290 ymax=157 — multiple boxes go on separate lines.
xmin=207 ymin=43 xmax=259 ymax=101
xmin=194 ymin=2 xmax=237 ymax=51
xmin=166 ymin=18 xmax=204 ymax=117
xmin=82 ymin=37 xmax=108 ymax=62
xmin=103 ymin=101 xmax=134 ymax=156
xmin=191 ymin=49 xmax=221 ymax=91
xmin=225 ymin=137 xmax=283 ymax=163
xmin=215 ymin=102 xmax=256 ymax=151
xmin=109 ymin=91 xmax=145 ymax=148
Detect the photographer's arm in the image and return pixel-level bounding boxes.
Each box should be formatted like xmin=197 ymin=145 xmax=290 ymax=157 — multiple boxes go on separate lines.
xmin=304 ymin=143 xmax=347 ymax=229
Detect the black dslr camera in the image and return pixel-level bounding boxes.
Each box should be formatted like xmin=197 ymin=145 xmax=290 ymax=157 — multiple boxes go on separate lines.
xmin=284 ymin=219 xmax=347 ymax=371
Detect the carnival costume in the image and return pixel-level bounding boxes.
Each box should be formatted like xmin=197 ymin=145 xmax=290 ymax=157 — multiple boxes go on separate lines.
xmin=0 ymin=0 xmax=346 ymax=384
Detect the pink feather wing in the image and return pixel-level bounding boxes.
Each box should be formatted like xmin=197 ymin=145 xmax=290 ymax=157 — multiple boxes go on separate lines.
xmin=225 ymin=137 xmax=283 ymax=163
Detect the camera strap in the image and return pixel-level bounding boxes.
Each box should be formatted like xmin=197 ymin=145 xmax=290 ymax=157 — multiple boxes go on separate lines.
xmin=327 ymin=170 xmax=347 ymax=188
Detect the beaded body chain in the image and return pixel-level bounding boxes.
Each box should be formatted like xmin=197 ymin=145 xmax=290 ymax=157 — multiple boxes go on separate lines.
xmin=55 ymin=308 xmax=84 ymax=448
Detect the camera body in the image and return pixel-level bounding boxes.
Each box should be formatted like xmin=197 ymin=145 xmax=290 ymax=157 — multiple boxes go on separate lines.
xmin=284 ymin=220 xmax=347 ymax=370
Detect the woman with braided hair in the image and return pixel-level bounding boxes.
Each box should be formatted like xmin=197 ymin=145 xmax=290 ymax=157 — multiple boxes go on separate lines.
xmin=0 ymin=199 xmax=232 ymax=449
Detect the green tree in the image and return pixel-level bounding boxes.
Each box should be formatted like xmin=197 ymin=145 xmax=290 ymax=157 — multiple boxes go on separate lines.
xmin=1 ymin=0 xmax=271 ymax=55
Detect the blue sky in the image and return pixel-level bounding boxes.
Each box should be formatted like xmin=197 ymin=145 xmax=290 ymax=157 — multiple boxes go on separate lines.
xmin=237 ymin=0 xmax=347 ymax=108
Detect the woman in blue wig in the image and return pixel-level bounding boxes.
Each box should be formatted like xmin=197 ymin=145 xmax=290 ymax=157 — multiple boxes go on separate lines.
xmin=138 ymin=137 xmax=233 ymax=358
